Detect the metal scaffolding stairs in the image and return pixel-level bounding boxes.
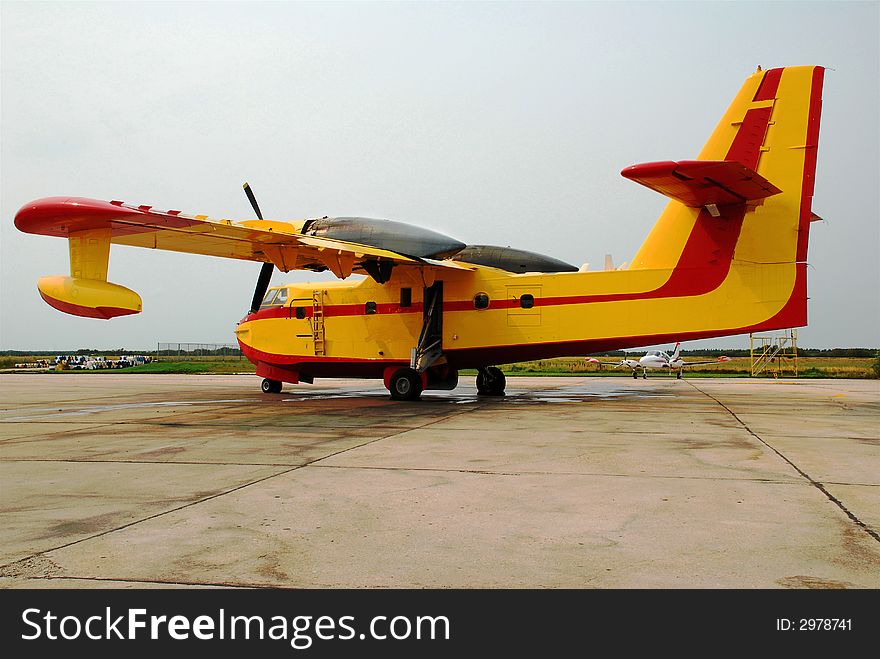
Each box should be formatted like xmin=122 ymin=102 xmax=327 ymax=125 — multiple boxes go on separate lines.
xmin=750 ymin=329 xmax=798 ymax=377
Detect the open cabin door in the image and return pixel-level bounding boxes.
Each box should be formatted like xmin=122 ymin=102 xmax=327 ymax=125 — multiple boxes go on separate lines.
xmin=412 ymin=281 xmax=443 ymax=371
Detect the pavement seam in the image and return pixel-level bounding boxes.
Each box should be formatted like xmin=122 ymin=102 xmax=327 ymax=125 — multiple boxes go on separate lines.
xmin=0 ymin=422 xmax=119 ymax=443
xmin=10 ymin=575 xmax=263 ymax=589
xmin=686 ymin=381 xmax=880 ymax=544
xmin=308 ymin=463 xmax=808 ymax=484
xmin=0 ymin=403 xmax=487 ymax=575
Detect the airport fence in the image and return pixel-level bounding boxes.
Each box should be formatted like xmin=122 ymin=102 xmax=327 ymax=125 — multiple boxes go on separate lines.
xmin=156 ymin=343 xmax=243 ymax=361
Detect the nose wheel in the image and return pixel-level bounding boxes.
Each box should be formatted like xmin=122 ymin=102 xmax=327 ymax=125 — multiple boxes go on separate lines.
xmin=261 ymin=378 xmax=282 ymax=394
xmin=476 ymin=366 xmax=506 ymax=396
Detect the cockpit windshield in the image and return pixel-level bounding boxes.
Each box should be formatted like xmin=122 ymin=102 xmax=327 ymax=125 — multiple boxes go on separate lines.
xmin=259 ymin=288 xmax=288 ymax=309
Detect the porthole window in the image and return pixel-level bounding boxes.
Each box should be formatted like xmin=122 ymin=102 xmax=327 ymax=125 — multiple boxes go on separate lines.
xmin=365 ymin=301 xmax=377 ymax=315
xmin=295 ymin=307 xmax=306 ymax=319
xmin=520 ymin=294 xmax=535 ymax=309
xmin=473 ymin=293 xmax=490 ymax=310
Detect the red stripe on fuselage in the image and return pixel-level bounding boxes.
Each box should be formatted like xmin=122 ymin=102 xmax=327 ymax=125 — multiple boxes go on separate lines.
xmin=238 ymin=266 xmax=809 ymax=373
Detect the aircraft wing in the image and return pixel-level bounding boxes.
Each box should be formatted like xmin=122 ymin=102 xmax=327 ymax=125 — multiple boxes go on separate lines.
xmin=586 ymin=358 xmax=626 ymax=367
xmin=15 ymin=197 xmax=474 ymax=279
xmin=680 ymin=357 xmax=732 ymax=368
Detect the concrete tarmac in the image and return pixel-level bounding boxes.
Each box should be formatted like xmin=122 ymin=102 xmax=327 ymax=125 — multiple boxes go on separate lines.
xmin=1 ymin=374 xmax=878 ymax=588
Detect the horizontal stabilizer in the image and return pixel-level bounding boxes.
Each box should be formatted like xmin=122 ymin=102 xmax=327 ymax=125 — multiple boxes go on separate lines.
xmin=620 ymin=160 xmax=781 ymax=208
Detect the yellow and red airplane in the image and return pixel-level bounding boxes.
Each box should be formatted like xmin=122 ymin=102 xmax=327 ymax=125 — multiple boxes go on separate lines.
xmin=14 ymin=65 xmax=824 ymax=400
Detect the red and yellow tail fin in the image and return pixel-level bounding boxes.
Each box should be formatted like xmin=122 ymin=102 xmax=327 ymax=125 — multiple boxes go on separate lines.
xmin=627 ymin=66 xmax=824 ymax=330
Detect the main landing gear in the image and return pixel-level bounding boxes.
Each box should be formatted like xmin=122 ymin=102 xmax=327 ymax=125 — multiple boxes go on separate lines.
xmin=389 ymin=367 xmax=423 ymax=401
xmin=261 ymin=378 xmax=282 ymax=394
xmin=476 ymin=366 xmax=506 ymax=396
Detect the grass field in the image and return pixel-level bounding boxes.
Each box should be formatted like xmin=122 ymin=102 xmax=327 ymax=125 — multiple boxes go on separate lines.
xmin=2 ymin=355 xmax=877 ymax=378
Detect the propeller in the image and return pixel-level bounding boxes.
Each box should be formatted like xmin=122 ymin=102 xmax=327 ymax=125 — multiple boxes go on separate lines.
xmin=244 ymin=182 xmax=276 ymax=314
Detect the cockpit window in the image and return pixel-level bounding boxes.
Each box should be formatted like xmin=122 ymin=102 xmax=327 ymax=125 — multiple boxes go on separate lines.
xmin=260 ymin=289 xmax=283 ymax=309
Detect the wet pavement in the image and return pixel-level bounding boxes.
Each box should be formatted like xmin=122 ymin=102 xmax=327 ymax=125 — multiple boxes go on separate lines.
xmin=1 ymin=374 xmax=878 ymax=588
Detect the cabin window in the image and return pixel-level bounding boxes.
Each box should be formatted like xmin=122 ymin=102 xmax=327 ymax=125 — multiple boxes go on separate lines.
xmin=473 ymin=293 xmax=490 ymax=310
xmin=276 ymin=289 xmax=288 ymax=304
xmin=295 ymin=307 xmax=306 ymax=319
xmin=400 ymin=287 xmax=412 ymax=308
xmin=520 ymin=294 xmax=535 ymax=309
xmin=365 ymin=301 xmax=377 ymax=315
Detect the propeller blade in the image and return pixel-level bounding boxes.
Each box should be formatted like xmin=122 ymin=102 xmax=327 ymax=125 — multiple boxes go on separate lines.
xmin=243 ymin=182 xmax=274 ymax=313
xmin=250 ymin=262 xmax=275 ymax=314
xmin=243 ymin=182 xmax=264 ymax=220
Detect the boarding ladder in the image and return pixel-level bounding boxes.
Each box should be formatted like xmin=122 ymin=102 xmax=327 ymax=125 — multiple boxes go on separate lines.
xmin=312 ymin=291 xmax=326 ymax=356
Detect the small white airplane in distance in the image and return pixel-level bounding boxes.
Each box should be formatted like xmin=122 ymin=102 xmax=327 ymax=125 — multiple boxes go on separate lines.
xmin=587 ymin=343 xmax=731 ymax=379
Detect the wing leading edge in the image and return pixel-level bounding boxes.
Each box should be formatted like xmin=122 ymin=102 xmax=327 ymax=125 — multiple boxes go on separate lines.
xmin=15 ymin=197 xmax=473 ymax=280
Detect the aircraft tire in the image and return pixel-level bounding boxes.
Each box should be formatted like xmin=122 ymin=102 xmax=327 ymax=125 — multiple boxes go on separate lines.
xmin=476 ymin=366 xmax=506 ymax=396
xmin=261 ymin=378 xmax=282 ymax=394
xmin=389 ymin=368 xmax=423 ymax=401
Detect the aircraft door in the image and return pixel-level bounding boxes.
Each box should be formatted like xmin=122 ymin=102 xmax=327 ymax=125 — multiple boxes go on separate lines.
xmin=413 ymin=281 xmax=443 ymax=371
xmin=507 ymin=286 xmax=542 ymax=327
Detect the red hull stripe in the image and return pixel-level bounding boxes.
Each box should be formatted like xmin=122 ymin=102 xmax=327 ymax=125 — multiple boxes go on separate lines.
xmin=239 ymin=266 xmax=808 ymax=374
xmin=38 ymin=290 xmax=138 ymax=320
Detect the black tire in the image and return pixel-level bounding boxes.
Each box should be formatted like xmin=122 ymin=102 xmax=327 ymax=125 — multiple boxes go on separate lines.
xmin=261 ymin=378 xmax=282 ymax=394
xmin=476 ymin=366 xmax=506 ymax=396
xmin=389 ymin=368 xmax=423 ymax=401
xmin=632 ymin=371 xmax=637 ymax=379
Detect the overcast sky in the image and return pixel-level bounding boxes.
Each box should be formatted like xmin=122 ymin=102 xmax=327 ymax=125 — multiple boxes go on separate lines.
xmin=2 ymin=1 xmax=878 ymax=351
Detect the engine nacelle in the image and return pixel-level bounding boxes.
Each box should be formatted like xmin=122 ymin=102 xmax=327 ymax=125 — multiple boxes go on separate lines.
xmin=301 ymin=217 xmax=465 ymax=259
xmin=37 ymin=276 xmax=141 ymax=320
